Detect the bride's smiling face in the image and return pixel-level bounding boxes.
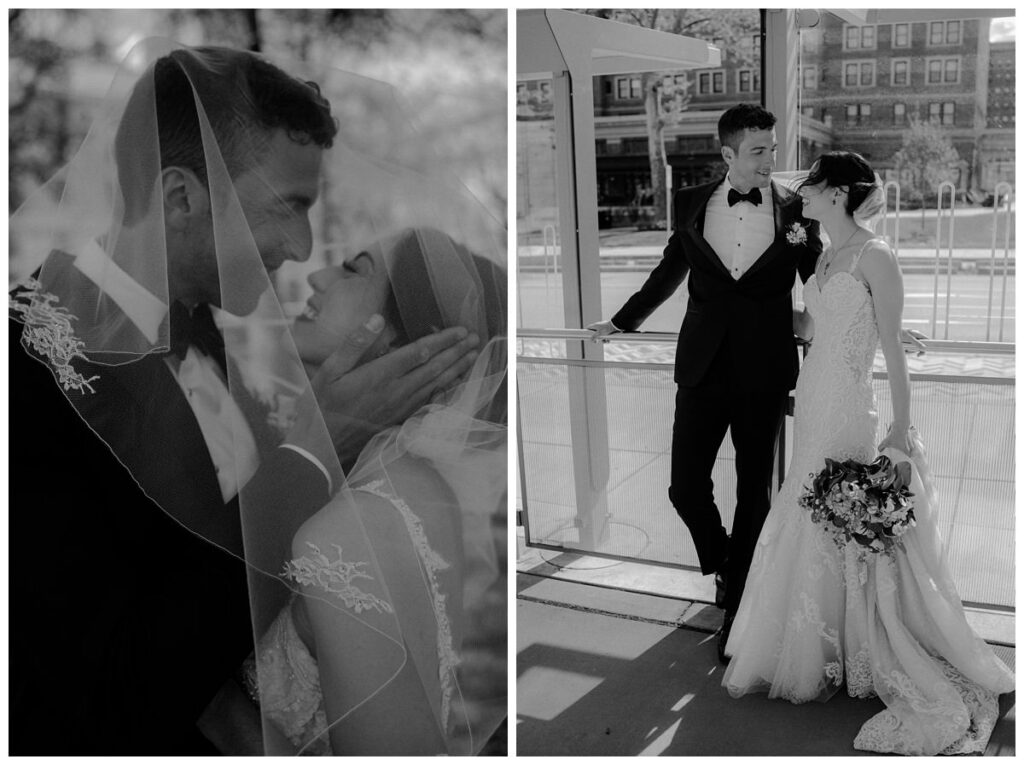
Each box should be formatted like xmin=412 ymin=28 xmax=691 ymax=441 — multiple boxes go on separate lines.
xmin=291 ymin=248 xmax=393 ymax=366
xmin=797 ymin=174 xmax=835 ymax=221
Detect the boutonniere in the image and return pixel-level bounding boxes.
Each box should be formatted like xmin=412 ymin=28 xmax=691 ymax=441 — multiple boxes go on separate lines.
xmin=786 ymin=221 xmax=808 ymax=246
xmin=10 ymin=278 xmax=99 ymax=393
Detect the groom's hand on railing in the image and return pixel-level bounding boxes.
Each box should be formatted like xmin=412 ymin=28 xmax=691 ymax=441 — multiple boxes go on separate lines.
xmin=901 ymin=328 xmax=927 ymax=357
xmin=587 ymin=319 xmax=620 ymax=342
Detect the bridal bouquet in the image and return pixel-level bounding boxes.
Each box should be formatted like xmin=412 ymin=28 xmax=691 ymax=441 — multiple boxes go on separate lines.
xmin=799 ymin=455 xmax=916 ymax=555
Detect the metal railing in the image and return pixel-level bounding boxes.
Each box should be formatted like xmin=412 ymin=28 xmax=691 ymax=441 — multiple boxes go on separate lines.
xmin=516 ymin=328 xmax=1015 ymax=356
xmin=517 ymin=328 xmax=1015 ymax=609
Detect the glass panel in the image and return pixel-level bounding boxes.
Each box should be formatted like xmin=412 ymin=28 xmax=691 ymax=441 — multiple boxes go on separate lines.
xmin=796 ymin=13 xmax=1015 ymax=343
xmin=585 ymin=9 xmax=762 ymax=335
xmin=516 ymin=75 xmax=565 ymax=329
xmin=518 ymin=352 xmax=1015 ymax=609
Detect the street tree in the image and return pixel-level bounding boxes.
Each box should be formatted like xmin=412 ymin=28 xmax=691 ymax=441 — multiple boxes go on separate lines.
xmin=892 ymin=116 xmax=962 ymax=225
xmin=584 ymin=9 xmax=760 ymax=226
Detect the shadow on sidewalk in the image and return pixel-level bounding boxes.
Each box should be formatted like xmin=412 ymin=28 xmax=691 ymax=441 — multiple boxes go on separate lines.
xmin=517 ymin=599 xmax=1016 ymax=756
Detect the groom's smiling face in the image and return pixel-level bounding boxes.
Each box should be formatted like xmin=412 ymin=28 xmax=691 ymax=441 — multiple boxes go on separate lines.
xmin=171 ymin=129 xmax=324 ymax=312
xmin=723 ymin=127 xmax=777 ymax=193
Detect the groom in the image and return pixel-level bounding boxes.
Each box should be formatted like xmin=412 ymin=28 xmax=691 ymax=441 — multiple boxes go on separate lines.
xmin=9 ymin=48 xmax=478 ymax=754
xmin=589 ymin=104 xmax=821 ymax=663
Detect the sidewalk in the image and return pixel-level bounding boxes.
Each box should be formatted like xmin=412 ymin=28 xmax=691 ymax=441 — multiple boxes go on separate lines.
xmin=516 ymin=544 xmax=1016 ymax=756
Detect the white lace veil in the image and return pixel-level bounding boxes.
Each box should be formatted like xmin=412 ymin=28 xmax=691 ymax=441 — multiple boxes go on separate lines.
xmin=9 ymin=39 xmax=506 ymax=755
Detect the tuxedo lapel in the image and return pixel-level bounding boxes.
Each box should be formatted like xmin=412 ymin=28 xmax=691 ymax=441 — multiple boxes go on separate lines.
xmin=103 ymin=356 xmax=243 ymax=554
xmin=682 ymin=179 xmax=733 ymax=279
xmin=738 ymin=181 xmax=791 ymax=282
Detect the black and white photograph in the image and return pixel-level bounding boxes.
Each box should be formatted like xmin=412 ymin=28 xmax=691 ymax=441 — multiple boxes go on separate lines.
xmin=9 ymin=9 xmax=507 ymax=755
xmin=516 ymin=8 xmax=1015 ymax=756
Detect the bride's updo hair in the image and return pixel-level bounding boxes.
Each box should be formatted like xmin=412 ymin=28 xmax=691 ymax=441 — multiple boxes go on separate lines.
xmin=383 ymin=228 xmax=506 ymax=350
xmin=799 ymin=150 xmax=878 ymax=217
xmin=382 ymin=227 xmax=507 ymax=424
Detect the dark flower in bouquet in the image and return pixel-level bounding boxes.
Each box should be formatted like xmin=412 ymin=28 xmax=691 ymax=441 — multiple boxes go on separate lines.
xmin=799 ymin=455 xmax=916 ymax=555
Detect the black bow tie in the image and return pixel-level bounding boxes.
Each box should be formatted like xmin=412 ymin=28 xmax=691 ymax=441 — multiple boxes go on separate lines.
xmin=728 ymin=187 xmax=762 ymax=207
xmin=168 ymin=301 xmax=225 ymax=370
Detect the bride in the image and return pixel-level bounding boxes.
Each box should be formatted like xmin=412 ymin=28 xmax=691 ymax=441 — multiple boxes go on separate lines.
xmin=246 ymin=227 xmax=507 ymax=755
xmin=722 ymin=151 xmax=1014 ymax=755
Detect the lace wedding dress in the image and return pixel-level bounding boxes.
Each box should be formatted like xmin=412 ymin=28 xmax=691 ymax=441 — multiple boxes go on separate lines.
xmin=722 ymin=240 xmax=1014 ymax=755
xmin=250 ymin=479 xmax=462 ymax=755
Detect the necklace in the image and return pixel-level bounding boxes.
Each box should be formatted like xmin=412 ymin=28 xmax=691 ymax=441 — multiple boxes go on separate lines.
xmin=821 ymin=227 xmax=862 ymax=278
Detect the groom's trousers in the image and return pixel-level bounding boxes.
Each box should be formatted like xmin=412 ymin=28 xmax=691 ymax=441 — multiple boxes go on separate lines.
xmin=668 ymin=347 xmax=788 ymax=616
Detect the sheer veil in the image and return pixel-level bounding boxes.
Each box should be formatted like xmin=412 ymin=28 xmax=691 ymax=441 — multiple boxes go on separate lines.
xmin=9 ymin=39 xmax=506 ymax=755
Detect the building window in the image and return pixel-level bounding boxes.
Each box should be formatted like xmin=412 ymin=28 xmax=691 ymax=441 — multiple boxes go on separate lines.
xmin=539 ymin=81 xmax=552 ymax=103
xmin=929 ymin=101 xmax=955 ymax=125
xmin=893 ymin=102 xmax=906 ymax=124
xmin=929 ymin=20 xmax=961 ymax=46
xmin=844 ymin=60 xmax=876 ymax=88
xmin=846 ymin=103 xmax=871 ymax=126
xmin=517 ymin=83 xmax=528 ymax=105
xmin=737 ymin=68 xmax=760 ymax=93
xmin=893 ymin=23 xmax=910 ymax=48
xmin=801 ymin=65 xmax=818 ymax=90
xmin=802 ymin=106 xmax=815 ymax=119
xmin=822 ymin=109 xmax=832 ymax=127
xmin=944 ymin=58 xmax=960 ymax=83
xmin=698 ymin=69 xmax=726 ymax=95
xmin=927 ymin=57 xmax=960 ymax=85
xmin=739 ymin=33 xmax=762 ymax=58
xmin=891 ymin=58 xmax=910 ymax=86
xmin=616 ymin=77 xmax=641 ymax=99
xmin=844 ymin=25 xmax=877 ymax=50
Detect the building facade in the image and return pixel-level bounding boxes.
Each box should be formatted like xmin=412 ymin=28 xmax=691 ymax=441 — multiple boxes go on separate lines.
xmin=517 ymin=15 xmax=1014 ymax=225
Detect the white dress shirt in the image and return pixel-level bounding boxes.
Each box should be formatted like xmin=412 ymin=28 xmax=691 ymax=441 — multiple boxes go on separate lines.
xmin=703 ymin=176 xmax=776 ymax=280
xmin=73 ymin=241 xmax=330 ymax=502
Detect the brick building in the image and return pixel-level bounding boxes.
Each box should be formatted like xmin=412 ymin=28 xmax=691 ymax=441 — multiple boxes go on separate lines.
xmin=518 ymin=15 xmax=1013 ymax=223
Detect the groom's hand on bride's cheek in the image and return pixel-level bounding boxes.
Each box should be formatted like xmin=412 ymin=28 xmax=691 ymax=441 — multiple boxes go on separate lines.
xmin=305 ymin=325 xmax=480 ymax=466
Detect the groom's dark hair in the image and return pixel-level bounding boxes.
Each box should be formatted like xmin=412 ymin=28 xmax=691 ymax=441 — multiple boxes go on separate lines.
xmin=116 ymin=46 xmax=338 ymax=222
xmin=718 ymin=103 xmax=776 ymax=152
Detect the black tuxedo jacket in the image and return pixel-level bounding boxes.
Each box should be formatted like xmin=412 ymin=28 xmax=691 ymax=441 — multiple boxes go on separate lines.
xmin=612 ymin=178 xmax=822 ymax=391
xmin=9 ymin=266 xmax=331 ymax=754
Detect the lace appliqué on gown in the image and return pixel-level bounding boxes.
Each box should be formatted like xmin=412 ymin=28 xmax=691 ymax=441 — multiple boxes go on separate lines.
xmin=283 ymin=542 xmax=394 ymax=615
xmin=248 ymin=605 xmax=332 ymax=756
xmin=722 ymin=242 xmax=1014 ymax=755
xmin=259 ymin=480 xmax=461 ymax=753
xmin=358 ymin=478 xmax=461 ymax=733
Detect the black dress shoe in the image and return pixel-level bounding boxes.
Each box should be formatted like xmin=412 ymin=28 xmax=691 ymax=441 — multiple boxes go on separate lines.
xmin=717 ymin=614 xmax=735 ymax=665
